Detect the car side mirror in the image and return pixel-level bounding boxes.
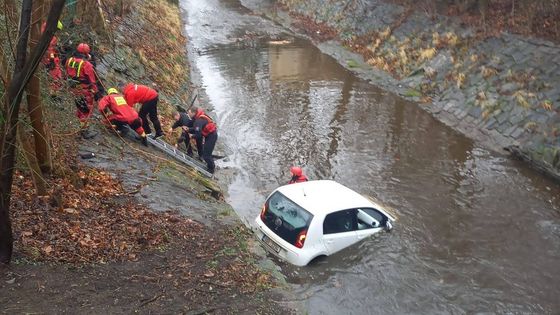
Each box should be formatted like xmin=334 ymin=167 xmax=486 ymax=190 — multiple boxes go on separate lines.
xmin=385 ymin=221 xmax=393 ymax=232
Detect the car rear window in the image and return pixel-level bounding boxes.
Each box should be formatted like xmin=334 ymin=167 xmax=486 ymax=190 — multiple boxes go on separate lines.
xmin=262 ymin=192 xmax=313 ymax=245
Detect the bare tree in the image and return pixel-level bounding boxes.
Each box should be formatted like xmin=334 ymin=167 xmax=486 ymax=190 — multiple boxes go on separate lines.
xmin=0 ymin=0 xmax=66 ymax=265
xmin=27 ymin=0 xmax=53 ymax=175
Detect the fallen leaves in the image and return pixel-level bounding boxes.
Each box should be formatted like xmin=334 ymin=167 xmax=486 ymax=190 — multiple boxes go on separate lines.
xmin=419 ymin=47 xmax=437 ymax=62
xmin=541 ymin=100 xmax=553 ymax=111
xmin=11 ymin=168 xmax=203 ymax=263
xmin=290 ymin=13 xmax=338 ymax=42
xmin=10 ymin=167 xmax=273 ymax=294
xmin=43 ymin=245 xmax=53 ymax=255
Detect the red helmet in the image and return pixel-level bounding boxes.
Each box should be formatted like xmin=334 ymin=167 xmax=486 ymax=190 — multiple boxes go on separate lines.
xmin=77 ymin=43 xmax=91 ymax=54
xmin=290 ymin=166 xmax=303 ymax=177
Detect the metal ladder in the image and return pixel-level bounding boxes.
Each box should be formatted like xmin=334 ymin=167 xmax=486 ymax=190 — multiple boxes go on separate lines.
xmin=146 ymin=137 xmax=213 ymax=178
xmin=120 ymin=91 xmax=212 ymax=177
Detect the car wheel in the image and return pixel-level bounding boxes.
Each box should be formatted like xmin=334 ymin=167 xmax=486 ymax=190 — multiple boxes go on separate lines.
xmin=308 ymin=255 xmax=327 ymax=266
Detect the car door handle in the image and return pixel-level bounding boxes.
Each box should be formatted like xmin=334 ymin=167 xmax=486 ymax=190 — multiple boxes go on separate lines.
xmin=326 ymin=240 xmax=334 ymax=244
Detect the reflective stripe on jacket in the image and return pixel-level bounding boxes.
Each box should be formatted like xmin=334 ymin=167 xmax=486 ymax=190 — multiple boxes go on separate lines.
xmin=65 ymin=56 xmax=97 ymax=92
xmin=98 ymin=93 xmax=139 ymax=123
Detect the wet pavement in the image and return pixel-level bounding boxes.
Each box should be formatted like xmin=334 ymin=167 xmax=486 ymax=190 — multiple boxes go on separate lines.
xmin=181 ymin=0 xmax=560 ymax=313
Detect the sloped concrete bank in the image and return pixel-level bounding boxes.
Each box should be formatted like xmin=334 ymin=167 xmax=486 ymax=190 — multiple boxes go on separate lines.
xmin=67 ymin=0 xmax=297 ymax=311
xmin=242 ymin=0 xmax=560 ymax=181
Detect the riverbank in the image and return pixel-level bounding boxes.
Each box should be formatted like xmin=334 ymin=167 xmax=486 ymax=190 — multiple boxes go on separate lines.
xmin=243 ymin=0 xmax=560 ymax=181
xmin=1 ymin=0 xmax=295 ymax=313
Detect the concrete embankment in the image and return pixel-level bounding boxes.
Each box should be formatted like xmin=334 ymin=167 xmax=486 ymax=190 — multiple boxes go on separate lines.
xmin=243 ymin=0 xmax=560 ymax=181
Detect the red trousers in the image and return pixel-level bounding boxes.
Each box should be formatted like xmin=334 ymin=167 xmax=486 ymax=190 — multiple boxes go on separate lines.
xmin=71 ymin=87 xmax=95 ymax=125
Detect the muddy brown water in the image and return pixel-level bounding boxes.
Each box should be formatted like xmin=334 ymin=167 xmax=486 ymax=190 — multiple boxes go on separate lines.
xmin=181 ymin=0 xmax=560 ymax=313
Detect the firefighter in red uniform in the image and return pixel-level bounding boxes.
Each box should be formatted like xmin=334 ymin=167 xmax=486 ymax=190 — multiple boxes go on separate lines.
xmin=288 ymin=166 xmax=308 ymax=184
xmin=41 ymin=21 xmax=63 ymax=93
xmin=120 ymin=82 xmax=163 ymax=139
xmin=185 ymin=107 xmax=218 ymax=174
xmin=98 ymin=88 xmax=148 ymax=146
xmin=65 ymin=43 xmax=98 ymax=137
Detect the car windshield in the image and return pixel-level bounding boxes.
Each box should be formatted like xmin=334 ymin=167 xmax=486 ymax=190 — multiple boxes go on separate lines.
xmin=263 ymin=192 xmax=313 ymax=245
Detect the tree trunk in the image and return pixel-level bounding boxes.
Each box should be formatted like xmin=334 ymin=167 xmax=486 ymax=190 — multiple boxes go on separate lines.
xmin=17 ymin=127 xmax=48 ymax=196
xmin=0 ymin=0 xmax=66 ymax=265
xmin=0 ymin=0 xmax=33 ymax=266
xmin=27 ymin=0 xmax=53 ymax=175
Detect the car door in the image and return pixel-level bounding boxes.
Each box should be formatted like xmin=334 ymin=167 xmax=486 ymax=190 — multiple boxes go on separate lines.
xmin=355 ymin=208 xmax=384 ymax=241
xmin=322 ymin=209 xmax=359 ymax=255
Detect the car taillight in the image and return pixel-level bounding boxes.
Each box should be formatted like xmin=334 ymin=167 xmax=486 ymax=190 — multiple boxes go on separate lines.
xmin=260 ymin=204 xmax=267 ymax=221
xmin=295 ymin=230 xmax=307 ymax=248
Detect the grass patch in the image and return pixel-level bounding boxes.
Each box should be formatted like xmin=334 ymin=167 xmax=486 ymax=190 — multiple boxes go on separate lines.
xmin=404 ymin=88 xmax=422 ymax=97
xmin=346 ymin=59 xmax=360 ymax=68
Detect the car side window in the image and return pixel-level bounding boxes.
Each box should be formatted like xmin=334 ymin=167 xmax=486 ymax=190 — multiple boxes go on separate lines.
xmin=357 ymin=208 xmax=385 ymax=229
xmin=323 ymin=209 xmax=357 ymax=234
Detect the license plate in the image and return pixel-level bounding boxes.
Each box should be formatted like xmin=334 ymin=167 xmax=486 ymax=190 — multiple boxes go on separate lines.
xmin=262 ymin=234 xmax=281 ymax=253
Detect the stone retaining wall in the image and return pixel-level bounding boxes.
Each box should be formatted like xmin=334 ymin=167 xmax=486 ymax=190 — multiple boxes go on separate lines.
xmin=249 ymin=0 xmax=560 ymax=180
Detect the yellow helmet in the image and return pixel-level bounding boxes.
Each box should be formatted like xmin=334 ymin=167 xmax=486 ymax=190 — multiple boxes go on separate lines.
xmin=57 ymin=20 xmax=63 ymax=30
xmin=107 ymin=88 xmax=119 ymax=95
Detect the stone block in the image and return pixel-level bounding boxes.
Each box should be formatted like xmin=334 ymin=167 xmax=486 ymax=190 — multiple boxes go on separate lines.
xmin=544 ymin=64 xmax=559 ymax=77
xmin=496 ymin=121 xmax=511 ymax=133
xmin=496 ymin=111 xmax=510 ymax=124
xmin=456 ymin=109 xmax=468 ymax=120
xmin=511 ymin=51 xmax=527 ymax=63
xmin=443 ymin=101 xmax=456 ymax=111
xmin=425 ymin=51 xmax=452 ymax=74
xmin=468 ymin=106 xmax=482 ymax=118
xmin=538 ymin=46 xmax=560 ymax=56
xmin=531 ymin=113 xmax=549 ymax=124
xmin=544 ymin=90 xmax=560 ymax=102
xmin=510 ymin=128 xmax=525 ymax=139
xmin=510 ymin=105 xmax=526 ymax=116
xmin=499 ymin=82 xmax=518 ymax=95
xmin=484 ymin=118 xmax=497 ymax=129
xmin=542 ymin=147 xmax=559 ymax=167
xmin=504 ymin=124 xmax=517 ymax=136
xmin=464 ymin=116 xmax=475 ymax=125
xmin=508 ymin=113 xmax=524 ymax=125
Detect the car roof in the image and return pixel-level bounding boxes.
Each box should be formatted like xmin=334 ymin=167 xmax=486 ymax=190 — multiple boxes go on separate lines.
xmin=275 ymin=180 xmax=375 ymax=215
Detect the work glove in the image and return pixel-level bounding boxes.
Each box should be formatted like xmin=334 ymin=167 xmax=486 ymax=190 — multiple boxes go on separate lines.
xmin=94 ymin=90 xmax=103 ymax=101
xmin=46 ymin=59 xmax=56 ymax=70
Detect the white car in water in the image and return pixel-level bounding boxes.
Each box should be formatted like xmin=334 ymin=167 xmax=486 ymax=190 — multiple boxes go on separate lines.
xmin=254 ymin=180 xmax=396 ymax=266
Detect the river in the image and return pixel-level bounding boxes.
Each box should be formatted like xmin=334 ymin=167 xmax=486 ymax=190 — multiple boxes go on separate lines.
xmin=180 ymin=0 xmax=560 ymax=313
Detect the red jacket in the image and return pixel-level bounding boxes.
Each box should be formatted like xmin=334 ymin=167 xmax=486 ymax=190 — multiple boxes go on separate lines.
xmin=65 ymin=55 xmax=97 ymax=92
xmin=42 ymin=36 xmax=58 ymax=65
xmin=192 ymin=108 xmax=217 ymax=137
xmin=98 ymin=93 xmax=139 ymax=123
xmin=123 ymin=83 xmax=158 ymax=106
xmin=288 ymin=175 xmax=308 ymax=184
